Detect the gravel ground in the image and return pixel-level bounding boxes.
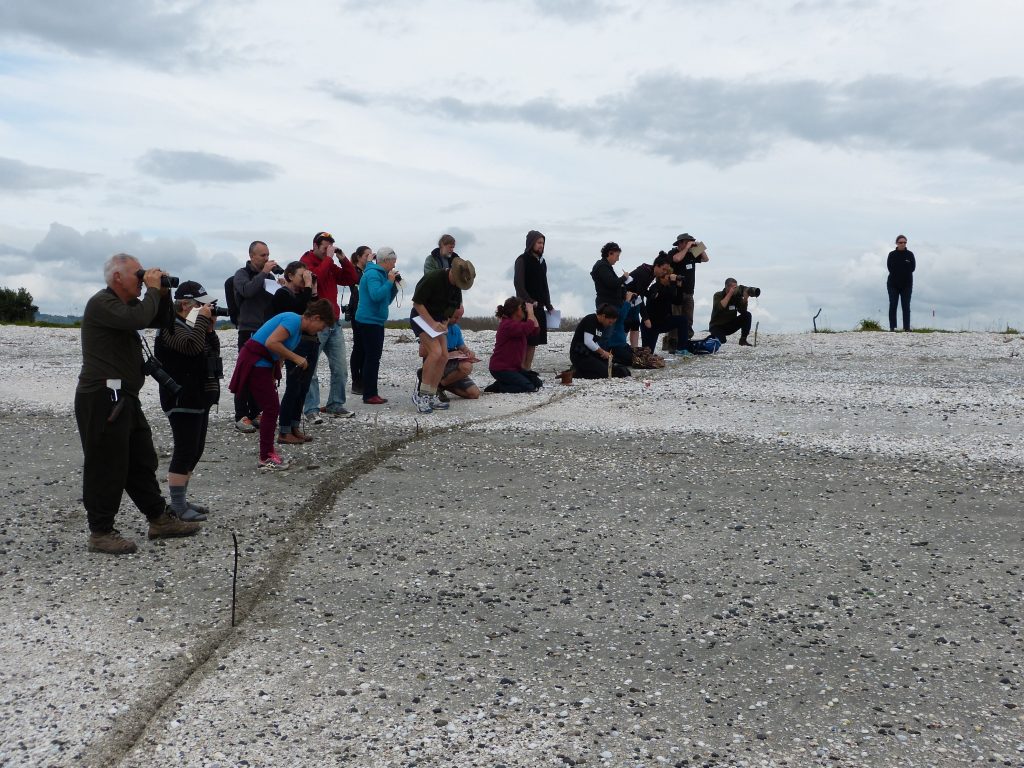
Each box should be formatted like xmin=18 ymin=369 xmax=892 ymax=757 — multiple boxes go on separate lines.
xmin=0 ymin=326 xmax=1021 ymax=768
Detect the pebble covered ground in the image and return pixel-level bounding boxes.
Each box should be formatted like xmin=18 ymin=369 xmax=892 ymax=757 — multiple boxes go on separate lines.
xmin=0 ymin=326 xmax=1021 ymax=767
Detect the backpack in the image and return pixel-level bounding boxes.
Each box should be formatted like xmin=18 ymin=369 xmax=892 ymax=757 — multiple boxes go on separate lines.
xmin=686 ymin=336 xmax=721 ymax=355
xmin=224 ymin=275 xmax=241 ymax=326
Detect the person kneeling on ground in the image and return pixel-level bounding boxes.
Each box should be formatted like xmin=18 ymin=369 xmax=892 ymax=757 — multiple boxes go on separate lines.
xmin=597 ymin=297 xmax=638 ymax=367
xmin=439 ymin=305 xmax=481 ymax=400
xmin=154 ymin=281 xmax=223 ymax=522
xmin=709 ymin=278 xmax=753 ymax=346
xmin=571 ymin=304 xmax=632 ymax=379
xmin=229 ymin=299 xmax=335 ymax=470
xmin=485 ymin=297 xmax=543 ymax=393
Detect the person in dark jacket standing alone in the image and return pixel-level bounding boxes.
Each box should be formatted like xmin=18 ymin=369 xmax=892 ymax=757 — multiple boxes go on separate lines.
xmin=887 ymin=234 xmax=916 ymax=331
xmin=514 ymin=230 xmax=555 ymax=372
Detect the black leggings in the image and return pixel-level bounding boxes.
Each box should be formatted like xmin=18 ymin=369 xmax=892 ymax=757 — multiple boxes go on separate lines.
xmin=571 ymin=353 xmax=631 ymax=379
xmin=168 ymin=410 xmax=209 ymax=474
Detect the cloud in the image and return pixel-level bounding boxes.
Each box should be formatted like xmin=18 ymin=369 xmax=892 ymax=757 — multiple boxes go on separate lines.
xmin=0 ymin=156 xmax=95 ymax=192
xmin=0 ymin=242 xmax=29 ymax=257
xmin=325 ymin=74 xmax=1024 ymax=166
xmin=0 ymin=0 xmax=207 ymax=67
xmin=137 ymin=150 xmax=280 ymax=184
xmin=530 ymin=0 xmax=620 ymax=21
xmin=445 ymin=227 xmax=478 ymax=249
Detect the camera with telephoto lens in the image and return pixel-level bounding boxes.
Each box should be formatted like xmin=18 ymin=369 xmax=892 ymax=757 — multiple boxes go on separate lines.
xmin=209 ymin=300 xmax=231 ymax=317
xmin=135 ymin=269 xmax=179 ymax=289
xmin=142 ymin=355 xmax=182 ymax=397
xmin=737 ymin=285 xmax=761 ymax=298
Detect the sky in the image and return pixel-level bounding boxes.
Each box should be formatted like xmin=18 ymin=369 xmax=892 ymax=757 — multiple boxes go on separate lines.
xmin=1 ymin=0 xmax=1022 ymax=331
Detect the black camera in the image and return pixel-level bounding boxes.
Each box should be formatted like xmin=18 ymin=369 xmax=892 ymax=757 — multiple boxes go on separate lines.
xmin=211 ymin=302 xmax=231 ymax=317
xmin=135 ymin=269 xmax=179 ymax=289
xmin=737 ymin=285 xmax=761 ymax=298
xmin=142 ymin=355 xmax=182 ymax=396
xmin=393 ymin=272 xmax=402 ymax=284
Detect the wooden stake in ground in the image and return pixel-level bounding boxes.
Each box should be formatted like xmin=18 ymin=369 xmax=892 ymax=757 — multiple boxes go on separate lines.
xmin=753 ymin=321 xmax=759 ymax=347
xmin=607 ymin=351 xmax=613 ymax=378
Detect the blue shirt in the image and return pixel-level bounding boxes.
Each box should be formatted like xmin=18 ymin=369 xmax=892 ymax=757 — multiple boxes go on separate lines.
xmin=251 ymin=312 xmax=302 ymax=367
xmin=446 ymin=323 xmax=465 ymax=352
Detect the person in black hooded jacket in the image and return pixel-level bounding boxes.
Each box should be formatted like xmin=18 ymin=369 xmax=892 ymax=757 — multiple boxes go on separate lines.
xmin=514 ymin=229 xmax=554 ymax=371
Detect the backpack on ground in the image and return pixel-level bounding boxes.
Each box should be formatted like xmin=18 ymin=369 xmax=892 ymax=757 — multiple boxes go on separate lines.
xmin=685 ymin=336 xmax=721 ymax=355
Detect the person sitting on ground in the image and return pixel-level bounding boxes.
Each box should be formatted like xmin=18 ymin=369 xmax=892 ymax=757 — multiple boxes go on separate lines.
xmin=229 ymin=299 xmax=335 ymax=470
xmin=709 ymin=278 xmax=753 ymax=346
xmin=354 ymin=246 xmax=400 ymax=405
xmin=486 ymin=297 xmax=543 ymax=393
xmin=410 ymin=257 xmax=476 ymax=414
xmin=570 ymin=304 xmax=631 ymax=379
xmin=271 ymin=262 xmax=318 ymax=444
xmin=439 ymin=305 xmax=481 ymax=400
xmin=154 ymin=281 xmax=223 ymax=522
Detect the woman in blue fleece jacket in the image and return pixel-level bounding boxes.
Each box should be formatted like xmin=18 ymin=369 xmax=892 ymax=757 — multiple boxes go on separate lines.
xmin=354 ymin=248 xmax=400 ymax=404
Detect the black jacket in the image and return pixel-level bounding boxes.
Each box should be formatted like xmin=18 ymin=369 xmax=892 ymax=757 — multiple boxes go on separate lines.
xmin=887 ymin=249 xmax=916 ymax=285
xmin=154 ymin=315 xmax=222 ymax=412
xmin=514 ymin=230 xmax=551 ymax=309
xmin=591 ymin=258 xmax=626 ymax=309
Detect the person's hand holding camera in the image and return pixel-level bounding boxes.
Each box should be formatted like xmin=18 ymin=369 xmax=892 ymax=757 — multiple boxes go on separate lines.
xmin=334 ymin=247 xmax=348 ymax=263
xmin=261 ymin=259 xmax=279 ymax=274
xmin=387 ymin=268 xmax=400 ymax=283
xmin=196 ymin=304 xmax=213 ymax=321
xmin=302 ymin=270 xmax=314 ymax=288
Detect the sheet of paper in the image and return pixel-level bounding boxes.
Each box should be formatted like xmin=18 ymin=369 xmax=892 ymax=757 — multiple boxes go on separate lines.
xmin=264 ymin=277 xmax=279 ymax=296
xmin=413 ymin=315 xmax=446 ymax=338
xmin=185 ymin=307 xmax=200 ymax=327
xmin=545 ymin=309 xmax=561 ymax=329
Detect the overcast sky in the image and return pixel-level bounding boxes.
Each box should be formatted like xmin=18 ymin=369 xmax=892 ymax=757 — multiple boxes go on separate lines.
xmin=1 ymin=0 xmax=1022 ymax=331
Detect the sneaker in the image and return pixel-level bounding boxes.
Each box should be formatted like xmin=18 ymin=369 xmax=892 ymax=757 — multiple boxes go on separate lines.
xmin=412 ymin=391 xmax=433 ymax=413
xmin=363 ymin=395 xmax=388 ymax=405
xmin=323 ymin=407 xmax=355 ymax=419
xmin=235 ymin=417 xmax=256 ymax=433
xmin=429 ymin=394 xmax=450 ymax=410
xmin=304 ymin=411 xmax=323 ymax=426
xmin=258 ymin=452 xmax=291 ymax=471
xmin=277 ymin=433 xmax=305 ymax=445
xmin=148 ymin=509 xmax=201 ymax=540
xmin=88 ymin=529 xmax=138 ymax=555
xmin=435 ymin=387 xmax=450 ymax=403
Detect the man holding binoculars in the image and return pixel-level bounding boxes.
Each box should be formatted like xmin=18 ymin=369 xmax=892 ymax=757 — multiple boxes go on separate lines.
xmin=75 ymin=253 xmax=202 ymax=555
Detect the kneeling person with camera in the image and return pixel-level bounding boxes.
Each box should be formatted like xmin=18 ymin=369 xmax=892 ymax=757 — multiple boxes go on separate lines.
xmin=75 ymin=254 xmax=203 ymax=555
xmin=154 ymin=281 xmax=223 ymax=522
xmin=709 ymin=278 xmax=758 ymax=346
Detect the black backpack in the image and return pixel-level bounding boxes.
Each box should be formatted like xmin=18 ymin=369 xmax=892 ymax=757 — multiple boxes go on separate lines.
xmin=224 ymin=275 xmax=241 ymax=326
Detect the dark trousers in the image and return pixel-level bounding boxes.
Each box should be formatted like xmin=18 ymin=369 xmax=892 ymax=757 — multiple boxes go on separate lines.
xmin=665 ymin=294 xmax=695 ymax=349
xmin=234 ymin=330 xmax=261 ymax=421
xmin=641 ymin=315 xmax=691 ymax=353
xmin=167 ymin=410 xmax=209 ymax=474
xmin=356 ymin=322 xmax=385 ymax=400
xmin=245 ymin=366 xmax=281 ymax=460
xmin=710 ymin=311 xmax=752 ymax=343
xmin=887 ymin=281 xmax=912 ymax=330
xmin=75 ymin=389 xmax=166 ymax=533
xmin=489 ymin=368 xmax=542 ymax=393
xmin=280 ymin=337 xmax=318 ymax=431
xmin=571 ymin=352 xmax=630 ymax=379
xmin=350 ymin=318 xmax=364 ymax=385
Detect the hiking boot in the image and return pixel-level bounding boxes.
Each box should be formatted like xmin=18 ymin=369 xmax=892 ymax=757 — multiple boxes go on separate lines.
xmin=277 ymin=432 xmax=305 ymax=445
xmin=412 ymin=391 xmax=433 ymax=413
xmin=235 ymin=417 xmax=256 ymax=433
xmin=88 ymin=529 xmax=138 ymax=555
xmin=291 ymin=427 xmax=313 ymax=442
xmin=148 ymin=509 xmax=201 ymax=540
xmin=738 ymin=337 xmax=753 ymax=347
xmin=258 ymin=452 xmax=291 ymax=471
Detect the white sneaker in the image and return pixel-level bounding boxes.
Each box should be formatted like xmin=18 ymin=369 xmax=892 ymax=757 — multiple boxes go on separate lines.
xmin=258 ymin=452 xmax=291 ymax=471
xmin=411 ymin=391 xmax=433 ymax=413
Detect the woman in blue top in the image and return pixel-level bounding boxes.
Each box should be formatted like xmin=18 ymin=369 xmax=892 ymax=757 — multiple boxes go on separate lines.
xmin=354 ymin=247 xmax=401 ymax=404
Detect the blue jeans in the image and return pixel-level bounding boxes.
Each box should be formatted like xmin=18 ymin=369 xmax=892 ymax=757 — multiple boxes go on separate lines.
xmin=304 ymin=319 xmax=348 ymax=415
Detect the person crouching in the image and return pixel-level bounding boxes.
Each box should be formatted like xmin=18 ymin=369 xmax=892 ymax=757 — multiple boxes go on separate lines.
xmin=570 ymin=304 xmax=632 ymax=379
xmin=486 ymin=297 xmax=543 ymax=393
xmin=229 ymin=299 xmax=335 ymax=470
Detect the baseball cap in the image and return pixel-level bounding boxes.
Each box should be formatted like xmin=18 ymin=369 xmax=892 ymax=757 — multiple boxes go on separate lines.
xmin=174 ymin=281 xmax=214 ymax=303
xmin=313 ymin=231 xmax=335 ymax=245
